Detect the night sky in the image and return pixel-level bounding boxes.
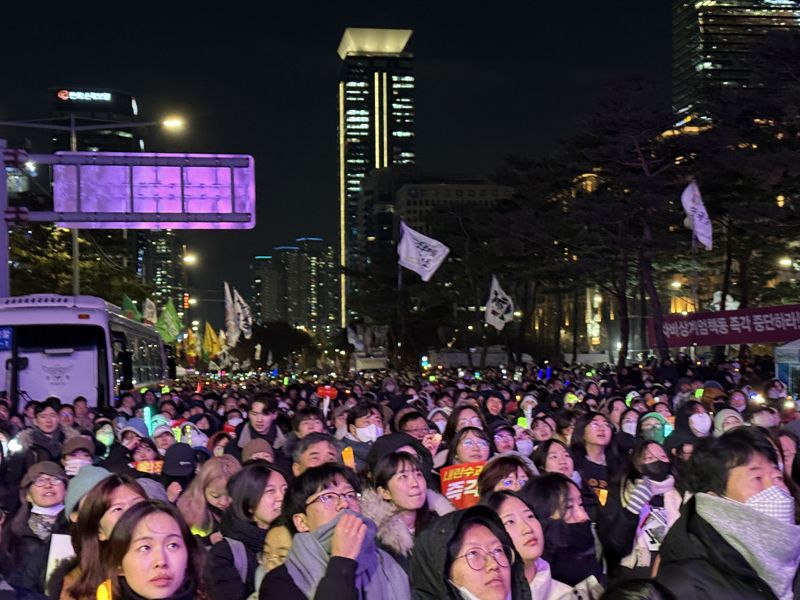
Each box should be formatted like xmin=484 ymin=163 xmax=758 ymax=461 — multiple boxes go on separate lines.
xmin=1 ymin=1 xmax=671 ymax=326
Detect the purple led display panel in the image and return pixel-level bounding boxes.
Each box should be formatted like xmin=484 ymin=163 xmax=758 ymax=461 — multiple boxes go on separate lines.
xmin=53 ymin=152 xmax=255 ymax=229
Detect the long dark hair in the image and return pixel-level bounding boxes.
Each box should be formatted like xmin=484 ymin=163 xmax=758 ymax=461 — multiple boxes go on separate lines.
xmin=104 ymin=500 xmax=210 ymax=599
xmin=66 ymin=474 xmax=146 ymax=599
xmin=531 ymin=439 xmax=572 ymax=474
xmin=569 ymin=411 xmax=618 ymax=470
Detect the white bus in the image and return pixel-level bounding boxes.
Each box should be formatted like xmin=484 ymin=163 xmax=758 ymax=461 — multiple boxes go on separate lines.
xmin=0 ymin=294 xmax=169 ymax=411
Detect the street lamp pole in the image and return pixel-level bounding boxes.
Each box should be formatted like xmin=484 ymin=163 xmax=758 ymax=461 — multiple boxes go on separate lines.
xmin=70 ymin=114 xmax=80 ymax=296
xmin=0 ymin=115 xmax=186 ymax=298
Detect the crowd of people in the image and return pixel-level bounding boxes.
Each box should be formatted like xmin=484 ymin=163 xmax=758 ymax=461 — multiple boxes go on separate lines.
xmin=0 ymin=354 xmax=798 ymax=600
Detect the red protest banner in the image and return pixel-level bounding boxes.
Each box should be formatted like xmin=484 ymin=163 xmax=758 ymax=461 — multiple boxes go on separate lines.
xmin=650 ymin=304 xmax=800 ymax=347
xmin=440 ymin=461 xmax=485 ymax=509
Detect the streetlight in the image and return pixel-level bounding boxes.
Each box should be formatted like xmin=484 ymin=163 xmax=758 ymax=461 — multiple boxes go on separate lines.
xmin=0 ymin=114 xmax=186 ymax=296
xmin=183 ymin=253 xmax=198 ymax=266
xmin=778 ymin=257 xmax=793 ymax=269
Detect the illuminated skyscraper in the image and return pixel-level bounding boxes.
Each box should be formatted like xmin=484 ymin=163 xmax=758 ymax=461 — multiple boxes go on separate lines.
xmin=338 ymin=27 xmax=415 ymax=327
xmin=672 ymin=0 xmax=800 ymax=115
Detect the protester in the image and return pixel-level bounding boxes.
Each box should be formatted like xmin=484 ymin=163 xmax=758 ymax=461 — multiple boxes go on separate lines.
xmin=657 ymin=427 xmax=800 ymax=599
xmin=1 ymin=461 xmax=68 ymax=593
xmin=99 ymin=499 xmax=209 ymax=600
xmin=477 ymin=453 xmax=538 ymax=496
xmin=410 ymin=504 xmax=530 ymax=599
xmin=520 ymin=473 xmax=604 ymax=587
xmin=57 ymin=473 xmax=146 ymax=600
xmin=360 ymin=451 xmax=452 ymax=571
xmin=177 ymin=455 xmax=241 ymax=543
xmin=597 ymin=441 xmax=681 ymax=578
xmin=260 ymin=463 xmax=409 ymax=600
xmin=481 ymin=491 xmax=576 ymax=600
xmin=208 ymin=462 xmax=287 ymax=600
xmin=446 ymin=426 xmax=492 ymax=466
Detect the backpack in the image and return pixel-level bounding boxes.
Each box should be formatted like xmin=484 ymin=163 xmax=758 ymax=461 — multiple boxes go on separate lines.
xmin=225 ymin=537 xmax=248 ymax=584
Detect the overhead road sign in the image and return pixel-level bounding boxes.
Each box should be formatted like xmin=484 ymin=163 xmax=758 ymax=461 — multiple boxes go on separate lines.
xmin=41 ymin=151 xmax=255 ymax=229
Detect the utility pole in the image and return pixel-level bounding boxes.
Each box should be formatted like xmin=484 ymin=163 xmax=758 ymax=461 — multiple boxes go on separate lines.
xmin=70 ymin=114 xmax=80 ymax=296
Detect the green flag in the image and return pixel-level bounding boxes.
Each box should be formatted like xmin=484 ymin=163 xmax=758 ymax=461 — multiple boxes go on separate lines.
xmin=122 ymin=295 xmax=142 ymax=321
xmin=155 ymin=299 xmax=181 ymax=343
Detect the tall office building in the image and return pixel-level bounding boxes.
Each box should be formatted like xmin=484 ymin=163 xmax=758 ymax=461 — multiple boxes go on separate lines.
xmin=338 ymin=27 xmax=415 ymax=327
xmin=250 ymin=238 xmax=338 ymax=334
xmin=672 ymin=0 xmax=800 ymax=115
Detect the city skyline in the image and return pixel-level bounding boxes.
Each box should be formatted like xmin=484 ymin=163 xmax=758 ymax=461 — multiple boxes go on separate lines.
xmin=0 ymin=1 xmax=672 ymax=326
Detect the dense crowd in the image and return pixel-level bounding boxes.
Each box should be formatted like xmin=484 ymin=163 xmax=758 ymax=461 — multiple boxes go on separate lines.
xmin=0 ymin=354 xmax=798 ymax=600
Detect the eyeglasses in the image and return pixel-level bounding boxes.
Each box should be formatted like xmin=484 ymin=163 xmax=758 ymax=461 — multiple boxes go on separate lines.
xmin=455 ymin=545 xmax=515 ymax=571
xmin=493 ymin=433 xmax=514 ymax=441
xmin=403 ymin=427 xmax=429 ymax=436
xmin=458 ymin=417 xmax=483 ymax=428
xmin=461 ymin=439 xmax=490 ymax=450
xmin=305 ymin=490 xmax=361 ymax=508
xmin=33 ymin=475 xmax=65 ymax=488
xmin=500 ymin=477 xmax=528 ymax=489
xmin=588 ymin=420 xmax=611 ymax=430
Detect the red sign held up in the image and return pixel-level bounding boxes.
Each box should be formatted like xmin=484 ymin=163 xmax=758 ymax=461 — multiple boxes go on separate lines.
xmin=440 ymin=461 xmax=485 ymax=509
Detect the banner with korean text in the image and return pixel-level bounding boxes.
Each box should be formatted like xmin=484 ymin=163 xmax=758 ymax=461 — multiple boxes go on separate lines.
xmin=440 ymin=461 xmax=485 ymax=509
xmin=650 ymin=304 xmax=800 ymax=347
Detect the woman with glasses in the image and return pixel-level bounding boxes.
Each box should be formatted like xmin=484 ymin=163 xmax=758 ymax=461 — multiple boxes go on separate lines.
xmin=478 ymin=454 xmax=538 ymax=496
xmin=260 ymin=463 xmax=409 ymax=600
xmin=446 ymin=427 xmax=493 ymax=467
xmin=481 ymin=491 xmax=575 ymax=600
xmin=0 ymin=461 xmax=68 ymax=593
xmin=361 ymin=452 xmax=453 ymax=572
xmin=208 ymin=462 xmax=287 ymax=600
xmin=410 ymin=504 xmax=530 ymax=599
xmin=434 ymin=406 xmax=489 ymax=469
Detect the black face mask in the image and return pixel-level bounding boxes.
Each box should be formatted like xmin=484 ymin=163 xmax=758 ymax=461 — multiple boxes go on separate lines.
xmin=639 ymin=460 xmax=672 ymax=482
xmin=208 ymin=504 xmax=224 ymax=518
xmin=542 ymin=518 xmax=594 ymax=552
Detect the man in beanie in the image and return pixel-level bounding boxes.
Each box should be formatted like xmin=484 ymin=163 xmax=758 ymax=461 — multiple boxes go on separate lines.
xmin=6 ymin=398 xmax=81 ymax=485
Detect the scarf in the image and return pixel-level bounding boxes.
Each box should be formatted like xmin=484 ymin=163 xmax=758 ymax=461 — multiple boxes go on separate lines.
xmin=28 ymin=509 xmax=60 ymax=540
xmin=620 ymin=477 xmax=681 ymax=569
xmin=695 ymin=492 xmax=800 ymax=600
xmin=284 ymin=510 xmax=410 ymax=600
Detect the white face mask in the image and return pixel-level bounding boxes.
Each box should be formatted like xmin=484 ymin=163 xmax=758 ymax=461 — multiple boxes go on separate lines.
xmin=434 ymin=420 xmax=447 ymax=434
xmin=515 ymin=439 xmax=534 ymax=456
xmin=744 ymin=485 xmax=795 ymax=524
xmin=355 ymin=424 xmax=382 ymax=443
xmin=31 ymin=502 xmax=65 ymax=516
xmin=64 ymin=457 xmax=92 ymax=477
xmin=621 ymin=422 xmax=637 ymax=436
xmin=228 ymin=417 xmax=243 ymax=427
xmin=689 ymin=412 xmax=712 ymax=435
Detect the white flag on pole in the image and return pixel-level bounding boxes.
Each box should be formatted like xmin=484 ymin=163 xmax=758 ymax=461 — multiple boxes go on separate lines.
xmin=680 ymin=181 xmax=712 ymax=250
xmin=143 ymin=298 xmax=157 ymax=324
xmin=233 ymin=287 xmax=253 ymax=340
xmin=224 ymin=282 xmax=241 ymax=348
xmin=485 ymin=275 xmax=515 ymax=331
xmin=397 ymin=221 xmax=450 ymax=282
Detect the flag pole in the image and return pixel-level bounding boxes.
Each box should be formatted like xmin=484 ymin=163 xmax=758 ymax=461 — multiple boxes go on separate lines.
xmin=396 ymin=261 xmax=404 ymax=367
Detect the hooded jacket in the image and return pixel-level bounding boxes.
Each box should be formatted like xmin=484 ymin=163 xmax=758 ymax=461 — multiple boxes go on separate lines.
xmin=657 ymin=494 xmax=800 ymax=599
xmin=359 ymin=488 xmax=455 ymax=571
xmin=410 ymin=506 xmax=532 ymax=600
